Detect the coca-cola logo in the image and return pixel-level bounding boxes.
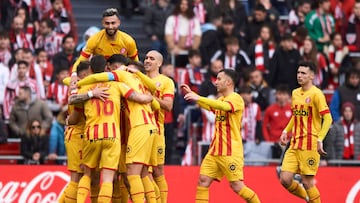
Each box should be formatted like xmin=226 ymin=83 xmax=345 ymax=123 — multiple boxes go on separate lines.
xmin=0 ymin=171 xmax=69 ymax=203
xmin=347 ymin=180 xmax=360 ymax=203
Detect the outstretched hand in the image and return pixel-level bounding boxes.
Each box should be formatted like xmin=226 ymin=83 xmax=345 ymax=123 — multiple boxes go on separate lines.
xmin=180 ymin=84 xmax=192 ymax=94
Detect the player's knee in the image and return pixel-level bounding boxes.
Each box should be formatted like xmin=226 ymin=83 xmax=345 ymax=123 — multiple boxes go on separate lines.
xmin=197 ymin=175 xmax=212 ymax=187
xmin=279 ymin=172 xmax=292 ymax=188
xmin=229 ymin=181 xmax=244 ymax=193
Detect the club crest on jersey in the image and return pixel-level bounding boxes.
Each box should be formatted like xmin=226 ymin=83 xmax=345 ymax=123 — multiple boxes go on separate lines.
xmin=120 ymin=48 xmax=126 ymax=54
xmin=228 ymin=162 xmax=237 ymax=172
xmin=306 ymin=157 xmax=317 ymax=168
xmin=305 ymin=97 xmax=311 ymax=104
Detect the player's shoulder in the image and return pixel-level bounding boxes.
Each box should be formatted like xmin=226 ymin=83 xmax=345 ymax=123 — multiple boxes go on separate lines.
xmin=117 ymin=30 xmax=136 ymax=41
xmin=87 ymin=29 xmax=105 ymax=41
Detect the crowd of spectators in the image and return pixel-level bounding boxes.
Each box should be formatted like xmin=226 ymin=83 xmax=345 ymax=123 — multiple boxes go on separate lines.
xmin=0 ymin=0 xmax=359 ymax=166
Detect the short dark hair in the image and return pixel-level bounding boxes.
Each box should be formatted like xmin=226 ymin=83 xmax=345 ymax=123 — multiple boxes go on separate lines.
xmin=275 ymin=84 xmax=291 ymax=95
xmin=281 ymin=33 xmax=293 ymax=41
xmin=238 ymin=85 xmax=252 ymax=94
xmin=219 ymin=69 xmax=239 ymax=86
xmin=298 ymin=61 xmax=317 ymax=73
xmin=107 ymin=54 xmax=129 ymax=65
xmin=34 ymin=48 xmax=46 ymax=55
xmin=19 ymin=85 xmax=32 ymax=95
xmin=17 ymin=60 xmax=29 ymax=67
xmin=90 ymin=55 xmax=107 ymax=73
xmin=40 ymin=18 xmax=55 ymax=30
xmin=62 ymin=34 xmax=74 ymax=45
xmin=254 ymin=4 xmax=266 ymax=12
xmin=77 ymin=61 xmax=90 ymax=75
xmin=188 ymin=49 xmax=201 ymax=58
xmin=0 ymin=30 xmax=9 ymax=39
xmin=102 ymin=8 xmax=120 ymax=18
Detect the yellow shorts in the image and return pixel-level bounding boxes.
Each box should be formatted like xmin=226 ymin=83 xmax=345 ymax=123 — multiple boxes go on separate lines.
xmin=82 ymin=138 xmax=120 ymax=170
xmin=281 ymin=149 xmax=320 ymax=175
xmin=153 ymin=129 xmax=165 ymax=165
xmin=200 ymin=154 xmax=244 ymax=182
xmin=126 ymin=124 xmax=157 ymax=165
xmin=64 ymin=127 xmax=84 ymax=173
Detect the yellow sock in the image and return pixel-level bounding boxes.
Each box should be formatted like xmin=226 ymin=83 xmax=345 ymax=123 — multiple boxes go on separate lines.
xmin=98 ymin=182 xmax=113 ymax=203
xmin=112 ymin=180 xmax=121 ymax=203
xmin=142 ymin=176 xmax=156 ymax=203
xmin=64 ymin=181 xmax=78 ymax=203
xmin=90 ymin=184 xmax=100 ymax=203
xmin=306 ymin=186 xmax=321 ymax=203
xmin=195 ymin=186 xmax=208 ymax=203
xmin=57 ymin=184 xmax=67 ymax=203
xmin=238 ymin=186 xmax=260 ymax=203
xmin=77 ymin=175 xmax=91 ymax=203
xmin=119 ymin=178 xmax=129 ymax=203
xmin=152 ymin=180 xmax=161 ymax=203
xmin=154 ymin=175 xmax=168 ymax=203
xmin=287 ymin=180 xmax=309 ymax=200
xmin=127 ymin=175 xmax=145 ymax=203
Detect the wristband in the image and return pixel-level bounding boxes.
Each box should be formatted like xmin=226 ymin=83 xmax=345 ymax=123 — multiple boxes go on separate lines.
xmin=282 ymin=130 xmax=287 ymax=134
xmin=87 ymin=91 xmax=94 ymax=98
xmin=71 ymin=72 xmax=77 ymax=77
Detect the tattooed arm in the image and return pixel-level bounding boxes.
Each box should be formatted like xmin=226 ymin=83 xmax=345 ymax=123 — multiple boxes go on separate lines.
xmin=68 ymin=86 xmax=110 ymax=104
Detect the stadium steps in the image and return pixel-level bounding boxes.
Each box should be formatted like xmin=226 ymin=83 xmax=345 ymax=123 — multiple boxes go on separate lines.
xmin=71 ymin=0 xmax=151 ymax=61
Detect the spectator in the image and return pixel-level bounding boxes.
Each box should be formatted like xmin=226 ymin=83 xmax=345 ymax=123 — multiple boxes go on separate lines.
xmin=217 ymin=15 xmax=247 ymax=51
xmin=262 ymin=85 xmax=292 ymax=142
xmin=48 ymin=106 xmax=67 ymax=165
xmin=0 ymin=60 xmax=10 ymax=114
xmin=330 ymin=68 xmax=360 ymax=122
xmin=219 ymin=0 xmax=248 ymax=37
xmin=3 ymin=60 xmax=40 ymax=121
xmin=211 ymin=36 xmax=251 ymax=85
xmin=304 ymin=0 xmax=335 ymax=51
xmin=34 ymin=18 xmax=63 ymax=59
xmin=245 ymin=4 xmax=279 ymax=45
xmin=8 ymin=85 xmax=53 ymax=138
xmin=165 ymin=0 xmax=202 ymax=67
xmin=288 ymin=0 xmax=312 ymax=32
xmin=179 ymin=49 xmax=206 ymax=94
xmin=325 ymin=102 xmax=360 ymax=164
xmin=14 ymin=7 xmax=37 ymax=43
xmin=46 ymin=68 xmax=68 ymax=114
xmin=301 ymin=37 xmax=329 ymax=89
xmin=144 ymin=0 xmax=175 ymax=60
xmin=343 ymin=0 xmax=360 ymax=51
xmin=8 ymin=47 xmax=24 ymax=69
xmin=258 ymin=0 xmax=280 ymax=22
xmin=33 ymin=0 xmax=53 ymax=20
xmin=9 ymin=16 xmax=34 ymax=52
xmin=9 ymin=48 xmax=45 ymax=99
xmin=21 ymin=119 xmax=49 ymax=165
xmin=43 ymin=0 xmax=77 ymax=42
xmin=76 ymin=26 xmax=100 ymax=52
xmin=293 ymin=26 xmax=308 ymax=50
xmin=323 ymin=32 xmax=351 ymax=90
xmin=0 ymin=0 xmax=30 ymax=30
xmin=0 ymin=31 xmax=12 ymax=67
xmin=35 ymin=48 xmax=54 ymax=89
xmin=119 ymin=0 xmax=141 ymax=19
xmin=248 ymin=24 xmax=276 ymax=77
xmin=247 ymin=69 xmax=275 ymax=111
xmin=269 ymin=33 xmax=301 ymax=90
xmin=193 ymin=0 xmax=207 ymax=25
xmin=52 ymin=34 xmax=77 ymax=81
xmin=238 ymin=86 xmax=263 ymax=142
xmin=199 ymin=59 xmax=224 ymax=98
xmin=198 ymin=12 xmax=222 ymax=66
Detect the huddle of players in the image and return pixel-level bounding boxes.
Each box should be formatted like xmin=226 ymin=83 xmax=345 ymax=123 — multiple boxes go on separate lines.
xmin=60 ymin=51 xmax=174 ymax=203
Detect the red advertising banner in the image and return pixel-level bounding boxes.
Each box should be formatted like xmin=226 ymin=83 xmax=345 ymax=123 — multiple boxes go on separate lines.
xmin=0 ymin=165 xmax=359 ymax=203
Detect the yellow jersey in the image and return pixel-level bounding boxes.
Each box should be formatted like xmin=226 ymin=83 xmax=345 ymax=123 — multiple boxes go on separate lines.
xmin=290 ymin=86 xmax=330 ymax=151
xmin=78 ymin=81 xmax=134 ymax=140
xmin=208 ymin=92 xmax=244 ymax=156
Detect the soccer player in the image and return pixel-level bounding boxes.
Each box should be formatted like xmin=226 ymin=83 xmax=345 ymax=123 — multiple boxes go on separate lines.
xmin=70 ymin=7 xmax=139 ymax=90
xmin=181 ymin=69 xmax=260 ymax=203
xmin=68 ymin=55 xmax=153 ymax=203
xmin=142 ymin=50 xmax=174 ymax=203
xmin=279 ymin=61 xmax=332 ymax=202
